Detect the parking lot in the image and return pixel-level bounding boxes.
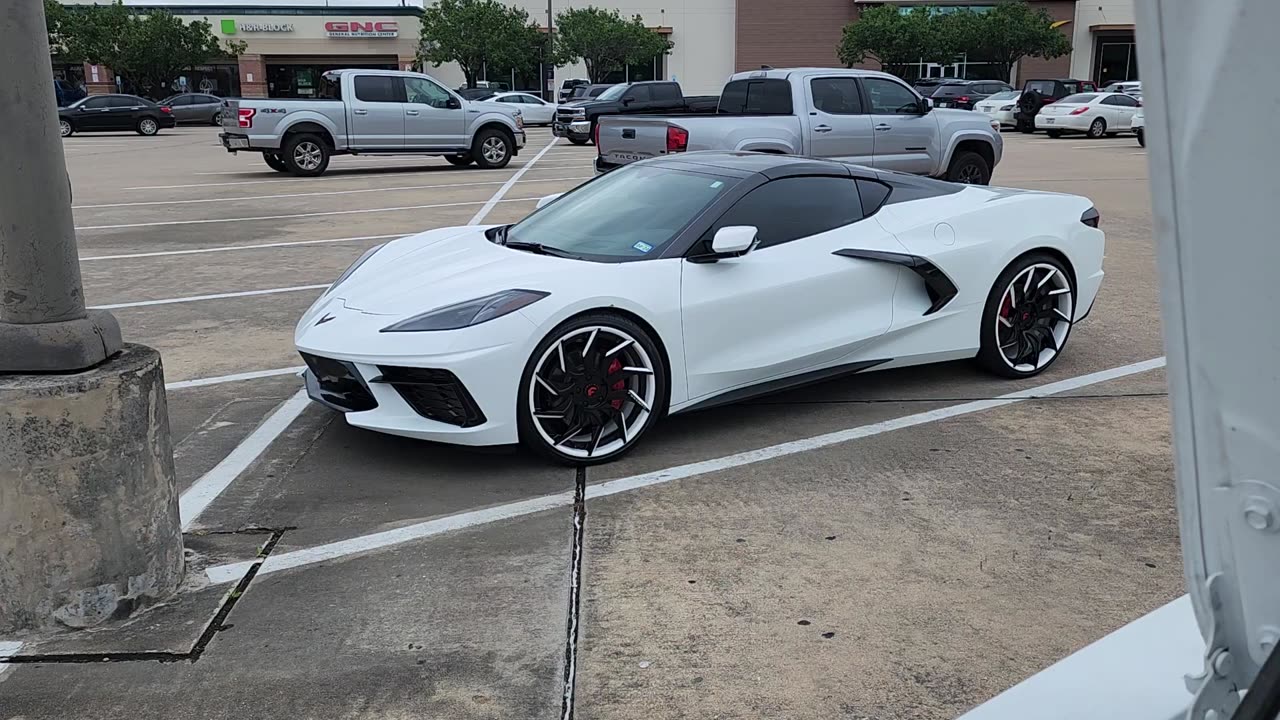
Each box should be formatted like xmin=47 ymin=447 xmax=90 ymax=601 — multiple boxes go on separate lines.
xmin=0 ymin=127 xmax=1181 ymax=719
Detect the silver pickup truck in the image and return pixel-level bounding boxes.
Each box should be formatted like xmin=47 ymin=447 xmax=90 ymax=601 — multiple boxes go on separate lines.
xmin=220 ymin=69 xmax=526 ymax=176
xmin=597 ymin=68 xmax=1003 ymax=184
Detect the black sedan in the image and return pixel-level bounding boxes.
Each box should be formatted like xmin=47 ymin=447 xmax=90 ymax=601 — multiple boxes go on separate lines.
xmin=58 ymin=94 xmax=177 ymax=137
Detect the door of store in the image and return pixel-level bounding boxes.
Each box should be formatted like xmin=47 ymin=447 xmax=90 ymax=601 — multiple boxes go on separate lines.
xmin=1093 ymin=32 xmax=1139 ymax=86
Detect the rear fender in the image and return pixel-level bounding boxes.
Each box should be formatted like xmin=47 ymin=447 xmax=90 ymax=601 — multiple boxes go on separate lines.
xmin=276 ymin=111 xmax=343 ymax=150
xmin=940 ymin=130 xmax=1000 ymax=174
xmin=734 ymin=138 xmax=796 ymax=154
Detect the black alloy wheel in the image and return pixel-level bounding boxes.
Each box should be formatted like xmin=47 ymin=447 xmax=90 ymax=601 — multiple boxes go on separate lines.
xmin=946 ymin=151 xmax=991 ymax=185
xmin=518 ymin=314 xmax=666 ymax=465
xmin=977 ymin=253 xmax=1075 ymax=378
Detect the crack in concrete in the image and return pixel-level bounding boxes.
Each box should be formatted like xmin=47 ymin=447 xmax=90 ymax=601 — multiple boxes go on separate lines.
xmin=0 ymin=529 xmax=286 ymax=665
xmin=559 ymin=466 xmax=587 ymax=720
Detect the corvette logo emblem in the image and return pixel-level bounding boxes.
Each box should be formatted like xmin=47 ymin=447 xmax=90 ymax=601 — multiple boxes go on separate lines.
xmin=315 ymin=313 xmax=336 ymax=326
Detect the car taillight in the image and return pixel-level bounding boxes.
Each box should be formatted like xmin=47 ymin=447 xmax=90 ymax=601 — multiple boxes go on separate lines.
xmin=957 ymin=96 xmax=970 ymax=103
xmin=666 ymin=125 xmax=688 ymax=153
xmin=159 ymin=106 xmax=172 ymax=114
xmin=237 ymin=108 xmax=256 ymax=128
xmin=1081 ymin=207 xmax=1100 ymax=228
xmin=1070 ymin=107 xmax=1089 ymax=115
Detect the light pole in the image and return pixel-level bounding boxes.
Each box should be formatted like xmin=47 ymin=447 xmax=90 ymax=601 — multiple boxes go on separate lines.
xmin=0 ymin=0 xmax=184 ymax=635
xmin=546 ymin=0 xmax=554 ymax=101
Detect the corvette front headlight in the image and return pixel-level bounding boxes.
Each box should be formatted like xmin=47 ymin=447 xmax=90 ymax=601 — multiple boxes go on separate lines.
xmin=380 ymin=289 xmax=549 ymax=333
xmin=328 ymin=243 xmax=385 ymax=295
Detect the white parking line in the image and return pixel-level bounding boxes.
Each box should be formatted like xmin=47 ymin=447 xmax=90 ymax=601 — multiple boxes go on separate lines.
xmin=204 ymin=356 xmax=1167 ymax=585
xmin=82 ymin=233 xmax=404 ymax=261
xmin=73 ymin=175 xmax=591 ymax=210
xmin=90 ymin=284 xmax=328 ymax=310
xmin=180 ymin=390 xmax=312 ymax=530
xmin=75 ymin=197 xmax=534 ymax=231
xmin=0 ymin=640 xmax=21 ymax=680
xmin=166 ymin=366 xmax=303 ymax=391
xmin=469 ymin=137 xmax=559 ymax=225
xmin=125 ymin=168 xmax=513 ymax=190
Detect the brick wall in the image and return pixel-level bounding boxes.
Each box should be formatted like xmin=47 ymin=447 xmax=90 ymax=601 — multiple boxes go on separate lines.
xmin=735 ymin=0 xmax=855 ymax=72
xmin=1014 ymin=0 xmax=1078 ymax=84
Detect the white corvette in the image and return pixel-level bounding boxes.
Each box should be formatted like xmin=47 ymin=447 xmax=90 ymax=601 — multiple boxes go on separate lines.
xmin=296 ymin=152 xmax=1104 ymax=464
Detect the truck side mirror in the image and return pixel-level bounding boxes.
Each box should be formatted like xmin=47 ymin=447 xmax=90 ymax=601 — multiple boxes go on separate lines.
xmin=446 ymin=97 xmax=461 ymax=110
xmin=622 ymin=96 xmax=634 ymax=106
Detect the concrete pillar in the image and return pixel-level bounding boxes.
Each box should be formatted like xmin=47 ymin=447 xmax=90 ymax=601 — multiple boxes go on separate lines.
xmin=238 ymin=54 xmax=268 ymax=98
xmin=0 ymin=0 xmax=183 ymax=634
xmin=1 ymin=1 xmax=121 ymax=372
xmin=0 ymin=346 xmax=184 ymax=633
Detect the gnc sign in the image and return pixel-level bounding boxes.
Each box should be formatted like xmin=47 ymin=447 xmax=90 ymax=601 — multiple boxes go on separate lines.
xmin=325 ymin=21 xmax=399 ymax=38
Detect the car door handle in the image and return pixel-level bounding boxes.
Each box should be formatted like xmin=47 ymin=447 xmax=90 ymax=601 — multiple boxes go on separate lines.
xmin=405 ymin=110 xmax=420 ymax=116
xmin=814 ymin=125 xmax=833 ymax=133
xmin=874 ymin=123 xmax=892 ymax=131
xmin=353 ymin=109 xmax=368 ymax=115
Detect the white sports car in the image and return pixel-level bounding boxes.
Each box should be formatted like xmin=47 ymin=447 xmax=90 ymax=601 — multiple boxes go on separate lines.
xmin=296 ymin=152 xmax=1104 ymax=464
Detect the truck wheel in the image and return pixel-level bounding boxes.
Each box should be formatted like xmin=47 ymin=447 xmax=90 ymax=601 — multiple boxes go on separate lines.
xmin=283 ymin=133 xmax=330 ymax=176
xmin=1046 ymin=129 xmax=1064 ymax=138
xmin=471 ymin=129 xmax=513 ymax=169
xmin=263 ymin=153 xmax=288 ymax=172
xmin=445 ymin=154 xmax=474 ymax=167
xmin=1136 ymin=128 xmax=1146 ymax=147
xmin=945 ymin=151 xmax=991 ymax=185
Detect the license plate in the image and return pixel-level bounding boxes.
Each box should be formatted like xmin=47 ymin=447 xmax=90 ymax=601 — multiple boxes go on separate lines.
xmin=226 ymin=137 xmax=249 ymax=149
xmin=979 ymin=106 xmax=992 ymax=112
xmin=1044 ymin=117 xmax=1055 ymax=124
xmin=608 ymin=152 xmax=650 ymax=164
xmin=936 ymin=102 xmax=949 ymax=108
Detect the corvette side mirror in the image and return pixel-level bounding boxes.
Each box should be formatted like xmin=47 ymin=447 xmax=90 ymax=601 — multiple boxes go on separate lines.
xmin=536 ymin=193 xmax=563 ymax=210
xmin=711 ymin=226 xmax=758 ymax=256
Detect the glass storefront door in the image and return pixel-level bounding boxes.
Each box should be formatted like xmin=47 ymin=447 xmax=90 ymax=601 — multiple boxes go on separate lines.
xmin=1094 ymin=32 xmax=1138 ymax=86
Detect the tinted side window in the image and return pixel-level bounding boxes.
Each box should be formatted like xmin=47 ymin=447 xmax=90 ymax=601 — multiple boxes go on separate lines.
xmin=624 ymin=85 xmax=651 ymax=103
xmin=354 ymin=75 xmax=402 ymax=103
xmin=651 ymin=83 xmax=681 ymax=102
xmin=718 ymin=79 xmax=793 ymax=115
xmin=83 ymin=96 xmax=111 ymax=109
xmin=706 ymin=177 xmax=864 ymax=250
xmin=863 ymin=78 xmax=921 ymax=115
xmin=199 ymin=95 xmax=220 ymax=104
xmin=110 ymin=96 xmax=139 ymax=108
xmin=810 ymin=78 xmax=863 ymax=114
xmin=170 ymin=95 xmax=194 ymax=106
xmin=1024 ymin=80 xmax=1056 ymax=96
xmin=856 ymin=178 xmax=891 ymax=216
xmin=1113 ymin=94 xmax=1138 ymax=107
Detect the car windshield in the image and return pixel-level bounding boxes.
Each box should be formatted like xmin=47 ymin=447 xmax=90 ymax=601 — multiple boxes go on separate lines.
xmin=505 ymin=165 xmax=738 ymax=261
xmin=1059 ymin=93 xmax=1098 ymax=104
xmin=931 ymin=84 xmax=971 ymax=97
xmin=595 ymin=84 xmax=627 ymax=101
xmin=1024 ymin=80 xmax=1057 ymax=95
xmin=986 ymin=91 xmax=1020 ymax=102
xmin=159 ymin=94 xmax=182 ymax=104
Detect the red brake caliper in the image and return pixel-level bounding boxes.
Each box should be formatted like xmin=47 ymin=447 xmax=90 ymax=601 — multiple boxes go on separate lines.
xmin=607 ymin=358 xmax=625 ymax=409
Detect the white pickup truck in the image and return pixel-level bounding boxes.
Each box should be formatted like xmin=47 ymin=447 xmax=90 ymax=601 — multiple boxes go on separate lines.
xmin=596 ymin=68 xmax=1003 ymax=184
xmin=219 ymin=69 xmax=526 ymax=176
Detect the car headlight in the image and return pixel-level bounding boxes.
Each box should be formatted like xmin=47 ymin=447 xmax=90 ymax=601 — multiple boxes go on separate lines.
xmin=1000 ymin=104 xmax=1014 ymax=111
xmin=380 ymin=289 xmax=549 ymax=333
xmin=512 ymin=109 xmax=523 ymax=129
xmin=328 ymin=243 xmax=385 ymax=295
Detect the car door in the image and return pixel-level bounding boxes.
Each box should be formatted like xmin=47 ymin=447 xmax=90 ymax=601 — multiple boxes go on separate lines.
xmin=515 ymin=93 xmax=554 ymax=124
xmin=621 ymin=85 xmax=653 ymax=113
xmin=805 ymin=76 xmax=874 ymax=166
xmin=165 ymin=94 xmax=192 ymax=121
xmin=402 ymin=75 xmax=466 ymax=149
xmin=194 ymin=95 xmax=221 ymax=122
xmin=649 ymin=83 xmax=683 ymax=112
xmin=108 ymin=95 xmax=144 ymax=130
xmin=1103 ymin=93 xmax=1140 ymax=129
xmin=349 ymin=75 xmax=406 ymax=148
xmin=679 ymin=175 xmax=904 ymax=400
xmin=861 ymin=77 xmax=938 ymax=175
xmin=74 ymin=96 xmax=114 ymax=129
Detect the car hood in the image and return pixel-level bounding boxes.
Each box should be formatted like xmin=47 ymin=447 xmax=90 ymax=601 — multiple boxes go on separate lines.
xmin=334 ymin=226 xmax=569 ymax=316
xmin=466 ymin=99 xmax=517 ymax=118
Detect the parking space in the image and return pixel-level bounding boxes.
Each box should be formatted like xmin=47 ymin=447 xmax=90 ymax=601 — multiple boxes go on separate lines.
xmin=0 ymin=127 xmax=1177 ymax=719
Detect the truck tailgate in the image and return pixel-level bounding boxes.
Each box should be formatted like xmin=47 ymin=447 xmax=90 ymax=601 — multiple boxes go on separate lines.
xmin=596 ymin=117 xmax=679 ymax=166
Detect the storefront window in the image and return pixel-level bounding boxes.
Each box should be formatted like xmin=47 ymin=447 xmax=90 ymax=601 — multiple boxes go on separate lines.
xmin=600 ymin=55 xmax=665 ymax=85
xmin=1094 ymin=32 xmax=1138 ymax=86
xmin=267 ymin=62 xmax=396 ymax=99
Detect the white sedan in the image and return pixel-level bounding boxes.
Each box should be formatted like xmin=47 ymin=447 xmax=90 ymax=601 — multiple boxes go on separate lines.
xmin=1035 ymin=92 xmax=1143 ymax=138
xmin=975 ymin=90 xmax=1021 ymax=128
xmin=490 ymin=92 xmax=556 ymax=126
xmin=296 ymin=152 xmax=1104 ymax=464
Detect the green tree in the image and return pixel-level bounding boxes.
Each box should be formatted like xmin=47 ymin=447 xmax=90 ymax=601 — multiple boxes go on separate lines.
xmin=959 ymin=2 xmax=1072 ymax=81
xmin=838 ymin=6 xmax=941 ymax=77
xmin=43 ymin=0 xmax=72 ymax=55
xmin=553 ymin=7 xmax=672 ymax=84
xmin=419 ymin=0 xmax=543 ymax=88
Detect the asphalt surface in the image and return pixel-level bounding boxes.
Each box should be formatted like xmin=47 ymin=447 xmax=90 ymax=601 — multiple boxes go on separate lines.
xmin=0 ymin=125 xmax=1180 ymax=719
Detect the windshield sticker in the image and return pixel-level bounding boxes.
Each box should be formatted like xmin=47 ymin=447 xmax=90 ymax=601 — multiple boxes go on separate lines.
xmin=710 ymin=181 xmax=724 ymax=188
xmin=632 ymin=241 xmax=654 ymax=254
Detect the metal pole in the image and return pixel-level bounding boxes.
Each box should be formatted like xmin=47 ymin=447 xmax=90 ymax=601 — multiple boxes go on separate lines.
xmin=546 ymin=0 xmax=554 ymax=101
xmin=0 ymin=0 xmax=120 ymax=372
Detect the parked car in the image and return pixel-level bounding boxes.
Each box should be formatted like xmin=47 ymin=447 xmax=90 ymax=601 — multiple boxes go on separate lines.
xmin=54 ymin=79 xmax=86 ymax=107
xmin=925 ymin=80 xmax=1014 ymax=110
xmin=596 ymin=68 xmax=1004 ymax=185
xmin=975 ymin=90 xmax=1021 ymax=128
xmin=912 ymin=77 xmax=952 ymax=96
xmin=1035 ymin=92 xmax=1143 ymax=138
xmin=158 ymin=93 xmax=224 ymax=125
xmin=458 ymin=88 xmax=497 ymax=101
xmin=58 ymin=94 xmax=176 ymax=137
xmin=1132 ymin=111 xmax=1145 ymax=147
xmin=295 ymin=151 xmax=1103 ymax=464
xmin=558 ymin=78 xmax=590 ymax=103
xmin=489 ymin=91 xmax=556 ymax=126
xmin=1014 ymin=78 xmax=1099 ymax=132
xmin=219 ymin=69 xmax=526 ymax=176
xmin=459 ymin=80 xmax=510 ymax=93
xmin=553 ymin=81 xmax=719 ymax=145
xmin=565 ymin=84 xmax=616 ymax=103
xmin=1103 ymin=80 xmax=1142 ymax=95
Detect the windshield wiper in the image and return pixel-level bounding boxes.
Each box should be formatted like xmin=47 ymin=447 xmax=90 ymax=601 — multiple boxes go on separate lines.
xmin=504 ymin=240 xmax=580 ymax=259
